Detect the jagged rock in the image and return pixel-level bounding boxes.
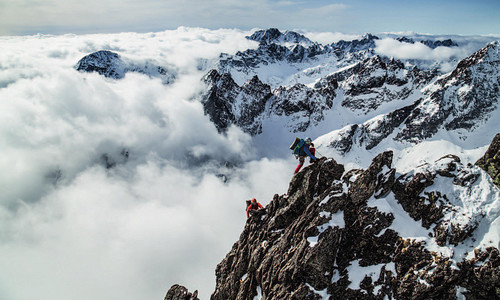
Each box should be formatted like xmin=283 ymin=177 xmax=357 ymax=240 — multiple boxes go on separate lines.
xmin=333 ymin=33 xmax=379 ymax=52
xmin=207 ymin=145 xmax=499 ymax=299
xmin=337 ymin=55 xmax=435 ymax=113
xmin=201 ymin=70 xmax=271 ymax=134
xmin=164 ymin=284 xmax=199 ymax=300
xmin=201 ymin=69 xmax=337 ymax=134
xmin=270 ymin=79 xmax=337 ymax=132
xmin=321 ymin=41 xmax=499 ymax=155
xmin=349 ymin=151 xmax=394 ymax=205
xmin=476 ymin=133 xmax=500 ymax=188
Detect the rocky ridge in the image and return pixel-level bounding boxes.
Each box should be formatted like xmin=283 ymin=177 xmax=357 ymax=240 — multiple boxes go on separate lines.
xmin=318 ymin=41 xmax=500 ymax=154
xmin=203 ymin=53 xmax=435 ymax=135
xmin=168 ymin=134 xmax=500 ymax=299
xmin=396 ymin=36 xmax=459 ymax=49
xmin=203 ymin=28 xmax=492 ymax=144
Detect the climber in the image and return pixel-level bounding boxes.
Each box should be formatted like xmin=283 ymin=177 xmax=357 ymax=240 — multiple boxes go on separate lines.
xmin=293 ymin=137 xmax=318 ymax=174
xmin=246 ymin=198 xmax=263 ymax=218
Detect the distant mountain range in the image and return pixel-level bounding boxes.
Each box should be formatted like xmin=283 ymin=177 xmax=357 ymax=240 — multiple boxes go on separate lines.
xmin=75 ymin=28 xmax=499 ymax=160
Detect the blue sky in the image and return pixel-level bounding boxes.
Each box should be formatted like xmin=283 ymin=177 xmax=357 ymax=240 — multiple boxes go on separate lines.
xmin=0 ymin=0 xmax=499 ymax=36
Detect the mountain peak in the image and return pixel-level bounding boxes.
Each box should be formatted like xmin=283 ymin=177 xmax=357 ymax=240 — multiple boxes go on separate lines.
xmin=247 ymin=28 xmax=313 ymax=46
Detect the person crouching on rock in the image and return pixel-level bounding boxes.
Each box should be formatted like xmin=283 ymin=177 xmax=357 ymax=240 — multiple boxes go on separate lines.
xmin=294 ymin=137 xmax=318 ymax=174
xmin=246 ymin=198 xmax=263 ymax=218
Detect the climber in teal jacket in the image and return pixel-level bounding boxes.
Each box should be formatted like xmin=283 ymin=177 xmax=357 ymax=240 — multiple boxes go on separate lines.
xmin=294 ymin=137 xmax=318 ymax=174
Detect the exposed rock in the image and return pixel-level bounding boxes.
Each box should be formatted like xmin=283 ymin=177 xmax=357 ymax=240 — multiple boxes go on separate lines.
xmin=201 ymin=69 xmax=337 ymax=134
xmin=207 ymin=147 xmax=499 ymax=299
xmin=164 ymin=284 xmax=199 ymax=300
xmin=321 ymin=42 xmax=500 ymax=154
xmin=333 ymin=33 xmax=379 ymax=52
xmin=476 ymin=133 xmax=500 ymax=188
xmin=349 ymin=151 xmax=394 ymax=205
xmin=201 ymin=70 xmax=271 ymax=134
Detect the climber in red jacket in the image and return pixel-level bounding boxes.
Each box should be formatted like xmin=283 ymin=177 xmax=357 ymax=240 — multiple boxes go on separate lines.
xmin=246 ymin=198 xmax=263 ymax=218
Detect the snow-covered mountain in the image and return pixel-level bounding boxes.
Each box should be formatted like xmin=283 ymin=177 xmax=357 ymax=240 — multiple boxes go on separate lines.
xmin=75 ymin=50 xmax=177 ymax=84
xmin=193 ymin=29 xmax=500 ymax=164
xmin=317 ymin=40 xmax=500 ymax=157
xmin=167 ymin=133 xmax=500 ymax=299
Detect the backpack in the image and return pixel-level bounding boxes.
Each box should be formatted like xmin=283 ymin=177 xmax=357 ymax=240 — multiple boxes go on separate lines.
xmin=289 ymin=137 xmax=305 ymax=156
xmin=246 ymin=200 xmax=260 ymax=210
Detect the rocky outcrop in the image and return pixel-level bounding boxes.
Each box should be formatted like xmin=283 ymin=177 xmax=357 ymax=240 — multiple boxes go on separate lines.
xmin=207 ymin=149 xmax=499 ymax=299
xmin=202 ymin=70 xmax=271 ymax=134
xmin=476 ymin=133 xmax=500 ymax=188
xmin=164 ymin=284 xmax=199 ymax=300
xmin=75 ymin=50 xmax=175 ymax=84
xmin=75 ymin=50 xmax=126 ymax=79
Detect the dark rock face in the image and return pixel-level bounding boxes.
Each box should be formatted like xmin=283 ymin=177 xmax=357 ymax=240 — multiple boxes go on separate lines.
xmin=75 ymin=50 xmax=175 ymax=84
xmin=326 ymin=100 xmax=421 ymax=153
xmin=270 ymin=78 xmax=337 ymax=132
xmin=207 ymin=149 xmax=499 ymax=300
xmin=476 ymin=133 xmax=500 ymax=188
xmin=164 ymin=284 xmax=199 ymax=300
xmin=201 ymin=70 xmax=337 ymax=134
xmin=202 ymin=70 xmax=271 ymax=134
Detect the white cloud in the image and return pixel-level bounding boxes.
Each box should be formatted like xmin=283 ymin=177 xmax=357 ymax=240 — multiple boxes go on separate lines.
xmin=374 ymin=38 xmax=469 ymax=61
xmin=303 ymin=31 xmax=362 ymax=44
xmin=0 ymin=28 xmax=296 ymax=299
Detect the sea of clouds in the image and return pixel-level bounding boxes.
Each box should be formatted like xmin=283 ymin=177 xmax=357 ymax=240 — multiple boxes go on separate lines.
xmin=0 ymin=27 xmax=498 ymax=300
xmin=0 ymin=27 xmax=295 ymax=300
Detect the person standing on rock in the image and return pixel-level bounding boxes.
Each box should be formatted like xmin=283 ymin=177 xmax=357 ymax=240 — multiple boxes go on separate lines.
xmin=292 ymin=137 xmax=318 ymax=174
xmin=246 ymin=198 xmax=263 ymax=218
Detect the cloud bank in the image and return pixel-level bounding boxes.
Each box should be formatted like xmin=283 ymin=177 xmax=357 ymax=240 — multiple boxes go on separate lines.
xmin=0 ymin=28 xmax=294 ymax=300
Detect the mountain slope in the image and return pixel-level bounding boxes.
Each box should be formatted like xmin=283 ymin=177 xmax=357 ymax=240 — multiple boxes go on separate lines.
xmin=167 ymin=133 xmax=500 ymax=299
xmin=216 ymin=137 xmax=500 ymax=299
xmin=316 ymin=41 xmax=500 ymax=157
